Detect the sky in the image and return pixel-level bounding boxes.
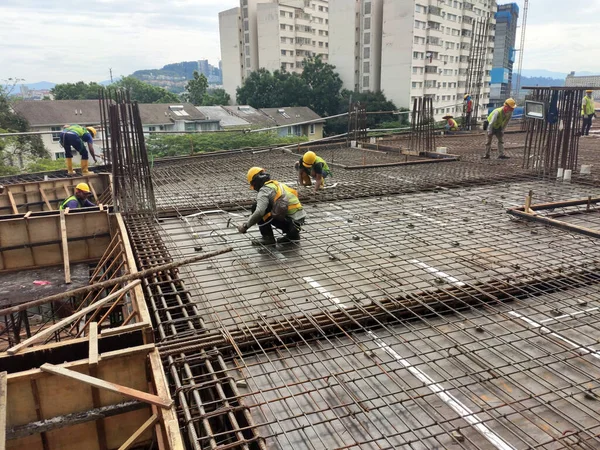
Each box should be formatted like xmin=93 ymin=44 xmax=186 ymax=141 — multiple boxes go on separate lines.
xmin=0 ymin=0 xmax=599 ymax=85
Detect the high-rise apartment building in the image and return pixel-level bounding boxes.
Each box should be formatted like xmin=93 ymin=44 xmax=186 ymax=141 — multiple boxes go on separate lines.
xmin=219 ymin=0 xmax=329 ymax=104
xmin=490 ymin=3 xmax=518 ymax=108
xmin=330 ymin=0 xmax=497 ymax=121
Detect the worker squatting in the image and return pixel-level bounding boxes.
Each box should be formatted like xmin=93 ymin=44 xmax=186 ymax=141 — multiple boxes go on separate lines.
xmin=237 ymin=151 xmax=330 ymax=245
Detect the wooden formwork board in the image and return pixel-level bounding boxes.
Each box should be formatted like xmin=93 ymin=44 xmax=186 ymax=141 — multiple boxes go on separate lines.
xmin=0 ymin=210 xmax=111 ymax=271
xmin=5 ymin=345 xmax=182 ymax=450
xmin=0 ymin=174 xmax=112 ymax=214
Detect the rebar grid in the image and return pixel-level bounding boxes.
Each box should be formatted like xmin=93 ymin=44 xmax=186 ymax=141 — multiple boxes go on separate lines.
xmin=143 ymin=173 xmax=600 ymax=449
xmin=409 ymin=98 xmax=436 ymax=154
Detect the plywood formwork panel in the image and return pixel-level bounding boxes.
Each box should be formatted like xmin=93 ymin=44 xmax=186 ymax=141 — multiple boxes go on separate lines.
xmin=0 ymin=174 xmax=111 ymax=214
xmin=6 ymin=346 xmax=157 ymax=450
xmin=0 ymin=211 xmax=111 ymax=271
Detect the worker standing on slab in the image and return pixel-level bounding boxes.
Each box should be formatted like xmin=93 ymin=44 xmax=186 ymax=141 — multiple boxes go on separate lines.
xmin=59 ymin=124 xmax=98 ymax=176
xmin=483 ymin=98 xmax=516 ymax=160
xmin=581 ymin=90 xmax=596 ymax=136
xmin=59 ymin=183 xmax=96 ymax=209
xmin=443 ymin=115 xmax=459 ymax=133
xmin=238 ymin=167 xmax=306 ymax=245
xmin=295 ymin=150 xmax=331 ymax=194
xmin=463 ymin=94 xmax=473 ymax=130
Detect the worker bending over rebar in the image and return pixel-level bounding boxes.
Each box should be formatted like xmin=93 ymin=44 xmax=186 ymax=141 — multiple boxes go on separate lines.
xmin=483 ymin=98 xmax=516 ymax=160
xmin=59 ymin=183 xmax=96 ymax=209
xmin=295 ymin=151 xmax=331 ymax=194
xmin=238 ymin=167 xmax=306 ymax=245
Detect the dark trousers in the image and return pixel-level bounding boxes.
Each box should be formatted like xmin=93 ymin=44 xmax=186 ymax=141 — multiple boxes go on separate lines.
xmin=60 ymin=133 xmax=89 ymax=160
xmin=258 ymin=217 xmax=304 ymax=239
xmin=464 ymin=112 xmax=472 ymax=130
xmin=582 ymin=115 xmax=593 ymax=136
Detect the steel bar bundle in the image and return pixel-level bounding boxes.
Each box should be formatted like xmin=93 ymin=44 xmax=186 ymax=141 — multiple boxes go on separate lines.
xmin=522 ymin=86 xmax=588 ymax=176
xmin=410 ymin=97 xmax=436 ymax=153
xmin=463 ymin=16 xmax=492 ymax=126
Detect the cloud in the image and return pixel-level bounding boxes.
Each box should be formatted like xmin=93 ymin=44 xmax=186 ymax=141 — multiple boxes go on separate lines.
xmin=0 ymin=0 xmax=238 ymax=83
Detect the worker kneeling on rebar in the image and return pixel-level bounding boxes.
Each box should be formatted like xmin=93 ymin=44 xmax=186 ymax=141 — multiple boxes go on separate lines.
xmin=295 ymin=151 xmax=331 ymax=194
xmin=59 ymin=183 xmax=96 ymax=209
xmin=238 ymin=167 xmax=306 ymax=245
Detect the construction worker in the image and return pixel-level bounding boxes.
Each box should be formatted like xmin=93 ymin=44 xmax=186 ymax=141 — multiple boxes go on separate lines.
xmin=443 ymin=115 xmax=459 ymax=132
xmin=295 ymin=150 xmax=331 ymax=193
xmin=238 ymin=167 xmax=306 ymax=245
xmin=59 ymin=124 xmax=98 ymax=176
xmin=464 ymin=94 xmax=473 ymax=130
xmin=581 ymin=90 xmax=596 ymax=136
xmin=59 ymin=183 xmax=96 ymax=209
xmin=483 ymin=98 xmax=516 ymax=160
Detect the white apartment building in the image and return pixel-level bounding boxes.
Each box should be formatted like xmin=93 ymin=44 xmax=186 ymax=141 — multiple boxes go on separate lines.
xmin=330 ymin=0 xmax=497 ymax=121
xmin=219 ymin=0 xmax=329 ymax=103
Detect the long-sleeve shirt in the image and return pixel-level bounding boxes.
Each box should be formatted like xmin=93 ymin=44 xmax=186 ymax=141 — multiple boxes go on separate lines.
xmin=61 ymin=196 xmax=96 ymax=209
xmin=246 ymin=185 xmax=306 ymax=228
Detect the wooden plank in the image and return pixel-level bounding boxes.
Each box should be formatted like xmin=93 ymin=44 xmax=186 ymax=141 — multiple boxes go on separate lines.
xmin=148 ymin=349 xmax=184 ymax=450
xmin=38 ymin=188 xmax=52 ymax=211
xmin=6 ymin=281 xmax=141 ymax=355
xmin=117 ymin=414 xmax=158 ymax=450
xmin=39 ymin=365 xmax=172 ymax=409
xmin=0 ymin=371 xmax=6 ymax=450
xmin=59 ymin=210 xmax=71 ymax=284
xmin=89 ymin=322 xmax=99 ymax=366
xmin=6 ymin=190 xmax=18 ymax=215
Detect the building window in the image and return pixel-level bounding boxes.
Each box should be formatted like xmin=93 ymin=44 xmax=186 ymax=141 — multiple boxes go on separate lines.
xmin=185 ymin=122 xmax=196 ymax=132
xmin=364 ymin=32 xmax=370 ymax=45
xmin=364 ymin=47 xmax=370 ymax=59
xmin=280 ymin=24 xmax=286 ymax=30
xmin=51 ymin=126 xmax=61 ymax=142
xmin=363 ymin=61 xmax=370 ymax=73
xmin=280 ymin=10 xmax=286 ymax=17
xmin=148 ymin=126 xmax=156 ymax=132
xmin=364 ymin=2 xmax=371 ymax=14
xmin=309 ymin=124 xmax=315 ymax=134
xmin=55 ymin=152 xmax=65 ymax=159
xmin=364 ymin=17 xmax=371 ymax=30
xmin=281 ymin=50 xmax=286 ymax=56
xmin=363 ymin=76 xmax=370 ymax=88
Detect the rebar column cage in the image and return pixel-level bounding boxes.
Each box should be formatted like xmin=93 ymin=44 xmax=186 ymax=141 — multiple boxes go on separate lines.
xmin=99 ymin=89 xmax=156 ymax=214
xmin=522 ymin=86 xmax=591 ymax=177
xmin=347 ymin=102 xmax=368 ymax=145
xmin=410 ymin=97 xmax=437 ymax=154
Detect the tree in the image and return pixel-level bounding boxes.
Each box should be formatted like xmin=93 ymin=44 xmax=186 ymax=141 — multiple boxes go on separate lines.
xmin=236 ymin=69 xmax=309 ymax=108
xmin=301 ymin=56 xmax=343 ymax=117
xmin=113 ymin=76 xmax=180 ymax=103
xmin=51 ymin=81 xmax=104 ymax=100
xmin=202 ymin=88 xmax=231 ymax=106
xmin=0 ymin=82 xmax=49 ymax=171
xmin=184 ymin=71 xmax=208 ymax=105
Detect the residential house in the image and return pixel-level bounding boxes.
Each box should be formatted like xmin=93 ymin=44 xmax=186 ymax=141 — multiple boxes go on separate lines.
xmin=260 ymin=107 xmax=325 ymax=140
xmin=195 ymin=106 xmax=252 ymax=130
xmin=13 ymin=101 xmax=220 ymax=163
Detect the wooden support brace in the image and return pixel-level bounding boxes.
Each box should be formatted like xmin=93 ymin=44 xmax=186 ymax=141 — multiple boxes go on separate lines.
xmin=524 ymin=190 xmax=533 ymax=214
xmin=60 ymin=210 xmax=71 ymax=284
xmin=0 ymin=371 xmax=6 ymax=450
xmin=89 ymin=322 xmax=99 ymax=366
xmin=117 ymin=414 xmax=158 ymax=450
xmin=6 ymin=190 xmax=18 ymax=215
xmin=39 ymin=364 xmax=172 ymax=409
xmin=39 ymin=187 xmax=52 ymax=210
xmin=6 ymin=280 xmax=141 ymax=355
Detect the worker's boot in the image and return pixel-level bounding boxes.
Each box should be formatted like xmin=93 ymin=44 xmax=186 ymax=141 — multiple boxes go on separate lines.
xmin=66 ymin=158 xmax=75 ymax=176
xmin=252 ymin=236 xmax=276 ymax=246
xmin=81 ymin=159 xmax=91 ymax=175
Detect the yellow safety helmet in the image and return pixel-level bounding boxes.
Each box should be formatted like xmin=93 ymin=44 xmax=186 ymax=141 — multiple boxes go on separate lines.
xmin=586 ymin=89 xmax=593 ymax=94
xmin=302 ymin=151 xmax=317 ymax=168
xmin=504 ymin=98 xmax=517 ymax=109
xmin=464 ymin=94 xmax=470 ymax=99
xmin=75 ymin=182 xmax=91 ymax=193
xmin=86 ymin=126 xmax=97 ymax=138
xmin=247 ymin=167 xmax=264 ymax=189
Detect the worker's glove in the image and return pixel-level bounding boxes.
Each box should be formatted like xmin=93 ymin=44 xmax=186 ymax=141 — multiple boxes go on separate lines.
xmin=237 ymin=223 xmax=248 ymax=234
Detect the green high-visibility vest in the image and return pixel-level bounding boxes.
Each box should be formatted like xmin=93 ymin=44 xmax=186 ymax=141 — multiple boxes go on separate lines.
xmin=488 ymin=107 xmax=511 ymax=130
xmin=64 ymin=124 xmax=89 ymax=137
xmin=582 ymin=96 xmax=595 ymax=116
xmin=59 ymin=195 xmax=81 ymax=210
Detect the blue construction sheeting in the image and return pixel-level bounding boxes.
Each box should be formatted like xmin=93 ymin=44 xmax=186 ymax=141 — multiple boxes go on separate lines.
xmin=491 ymin=68 xmax=510 ymax=84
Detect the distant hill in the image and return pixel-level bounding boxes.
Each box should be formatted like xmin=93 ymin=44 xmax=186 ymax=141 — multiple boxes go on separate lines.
xmin=520 ymin=69 xmax=597 ymax=79
xmin=517 ymin=75 xmax=565 ymax=88
xmin=131 ymin=60 xmax=222 ymax=93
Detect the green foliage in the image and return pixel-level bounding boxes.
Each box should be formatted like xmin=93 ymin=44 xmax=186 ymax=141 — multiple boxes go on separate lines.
xmin=184 ymin=71 xmax=208 ymax=105
xmin=147 ymin=132 xmax=307 ymax=158
xmin=0 ymin=85 xmax=49 ymax=172
xmin=235 ymin=58 xmax=340 ymax=115
xmin=23 ymin=158 xmax=67 ymax=173
xmin=113 ymin=76 xmax=180 ymax=103
xmin=51 ymin=81 xmax=104 ymax=100
xmin=202 ymin=88 xmax=231 ymax=106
